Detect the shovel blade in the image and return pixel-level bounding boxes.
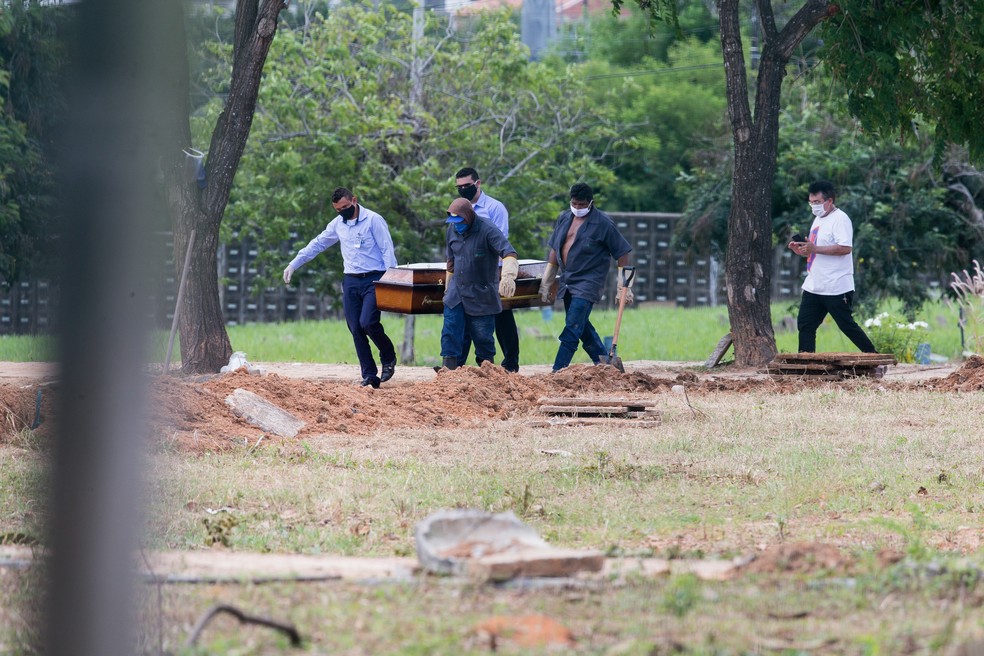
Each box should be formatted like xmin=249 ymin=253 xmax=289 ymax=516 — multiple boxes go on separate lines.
xmin=604 ymin=349 xmax=625 ymax=373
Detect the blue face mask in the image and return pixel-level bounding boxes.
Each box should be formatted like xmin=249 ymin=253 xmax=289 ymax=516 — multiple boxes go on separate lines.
xmin=453 ymin=221 xmax=469 ymax=235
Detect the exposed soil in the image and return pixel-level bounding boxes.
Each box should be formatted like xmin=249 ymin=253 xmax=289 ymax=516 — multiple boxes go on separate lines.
xmin=907 ymin=354 xmax=984 ymax=392
xmin=742 ymin=542 xmax=854 ymax=575
xmin=2 ymin=357 xmax=982 ymax=454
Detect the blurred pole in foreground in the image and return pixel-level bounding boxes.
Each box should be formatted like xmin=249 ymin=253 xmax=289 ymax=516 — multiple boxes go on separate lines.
xmin=45 ymin=0 xmax=178 ymax=654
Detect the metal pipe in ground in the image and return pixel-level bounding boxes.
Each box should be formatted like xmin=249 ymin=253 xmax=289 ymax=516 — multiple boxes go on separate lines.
xmin=163 ymin=229 xmax=196 ymax=374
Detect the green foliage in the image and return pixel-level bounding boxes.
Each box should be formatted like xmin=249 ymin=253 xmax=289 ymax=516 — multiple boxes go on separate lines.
xmin=194 ymin=5 xmax=620 ymax=297
xmin=821 ymin=0 xmax=984 ymax=162
xmin=0 ymin=1 xmax=66 ymax=282
xmin=660 ymin=573 xmax=701 ymax=618
xmin=675 ymin=68 xmax=984 ymax=312
xmin=861 ymin=312 xmax=929 ymax=363
xmin=578 ymin=36 xmax=728 ymax=212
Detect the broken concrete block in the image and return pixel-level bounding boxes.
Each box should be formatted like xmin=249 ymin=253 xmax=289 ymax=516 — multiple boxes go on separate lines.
xmin=468 ymin=547 xmax=604 ymax=581
xmin=224 ymin=388 xmax=304 ymax=438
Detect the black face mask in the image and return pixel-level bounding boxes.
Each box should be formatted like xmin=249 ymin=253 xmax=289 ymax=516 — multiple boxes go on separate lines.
xmin=339 ymin=205 xmax=357 ymax=222
xmin=457 ymin=184 xmax=478 ymax=201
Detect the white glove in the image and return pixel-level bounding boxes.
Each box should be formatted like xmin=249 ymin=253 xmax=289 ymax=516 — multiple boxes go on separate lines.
xmin=539 ymin=262 xmax=557 ymax=303
xmin=283 ymin=265 xmax=295 ymax=284
xmin=498 ymin=257 xmax=519 ymax=298
xmin=618 ymin=285 xmax=634 ymax=305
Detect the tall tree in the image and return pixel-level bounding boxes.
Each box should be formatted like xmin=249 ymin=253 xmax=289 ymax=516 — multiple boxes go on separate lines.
xmin=205 ymin=7 xmax=622 ymax=295
xmin=621 ymin=0 xmax=984 ymax=366
xmin=162 ymin=1 xmax=287 ymax=373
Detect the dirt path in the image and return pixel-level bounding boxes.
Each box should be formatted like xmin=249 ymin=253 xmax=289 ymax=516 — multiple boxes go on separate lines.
xmin=0 ymin=358 xmax=956 ymax=386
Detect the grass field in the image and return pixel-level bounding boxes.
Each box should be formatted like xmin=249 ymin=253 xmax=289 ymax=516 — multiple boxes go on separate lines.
xmin=3 ymin=384 xmax=984 ymax=653
xmin=0 ymin=299 xmax=969 ymax=365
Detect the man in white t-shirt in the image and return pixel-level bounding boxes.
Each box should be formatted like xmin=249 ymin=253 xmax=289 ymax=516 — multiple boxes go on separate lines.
xmin=788 ymin=180 xmax=876 ymax=353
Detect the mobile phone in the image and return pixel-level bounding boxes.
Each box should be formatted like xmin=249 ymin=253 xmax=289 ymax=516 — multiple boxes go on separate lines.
xmin=791 ymin=233 xmax=805 ymax=243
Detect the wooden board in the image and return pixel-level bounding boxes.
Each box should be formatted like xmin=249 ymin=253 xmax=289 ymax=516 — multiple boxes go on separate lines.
xmin=526 ymin=418 xmax=662 ymax=428
xmin=773 ymin=352 xmax=896 ymax=365
xmin=539 ymin=405 xmax=630 ymax=415
xmin=374 ymin=259 xmax=556 ymax=315
xmin=538 ymin=397 xmax=657 ymax=408
xmin=704 ymin=333 xmax=733 ymax=368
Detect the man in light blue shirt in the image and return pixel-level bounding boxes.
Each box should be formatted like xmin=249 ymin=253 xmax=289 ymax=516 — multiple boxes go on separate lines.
xmin=283 ymin=187 xmax=398 ymax=388
xmin=454 ymin=167 xmax=520 ymax=373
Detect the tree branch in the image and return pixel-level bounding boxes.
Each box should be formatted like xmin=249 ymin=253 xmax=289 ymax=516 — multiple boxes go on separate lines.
xmin=185 ymin=604 xmax=302 ymax=648
xmin=776 ymin=0 xmax=831 ymax=62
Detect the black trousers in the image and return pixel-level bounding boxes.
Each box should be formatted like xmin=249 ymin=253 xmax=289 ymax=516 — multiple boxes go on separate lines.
xmin=460 ymin=308 xmax=520 ymax=371
xmin=797 ymin=290 xmax=876 ymax=353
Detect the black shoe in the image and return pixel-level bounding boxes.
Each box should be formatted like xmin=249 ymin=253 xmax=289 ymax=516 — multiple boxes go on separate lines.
xmin=380 ymin=362 xmax=396 ymax=383
xmin=360 ymin=376 xmax=380 ymax=389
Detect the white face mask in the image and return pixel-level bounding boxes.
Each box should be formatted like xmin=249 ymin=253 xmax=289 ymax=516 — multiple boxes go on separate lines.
xmin=570 ymin=203 xmax=591 ymax=218
xmin=810 ymin=202 xmax=826 ymax=217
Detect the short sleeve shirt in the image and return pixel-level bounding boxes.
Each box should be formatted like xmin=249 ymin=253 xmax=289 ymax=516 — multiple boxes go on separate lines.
xmin=802 ymin=208 xmax=855 ymax=295
xmin=547 ymin=207 xmax=632 ymax=304
xmin=444 ymin=217 xmax=518 ymax=316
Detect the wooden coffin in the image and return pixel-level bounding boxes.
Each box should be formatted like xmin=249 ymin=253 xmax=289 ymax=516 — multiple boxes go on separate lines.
xmin=374 ymin=259 xmax=557 ymax=315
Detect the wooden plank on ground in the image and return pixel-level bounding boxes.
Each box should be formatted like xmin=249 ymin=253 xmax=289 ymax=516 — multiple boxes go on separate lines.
xmin=538 ymin=397 xmax=656 ymax=408
xmin=526 ymin=418 xmax=662 ymax=428
xmin=766 ymin=363 xmax=837 ymax=372
xmin=704 ymin=333 xmax=733 ymax=368
xmin=624 ymin=410 xmax=662 ymax=419
xmin=769 ymin=374 xmax=844 ymax=381
xmin=774 ymin=352 xmax=896 ymax=365
xmin=539 ymin=405 xmax=629 ymax=415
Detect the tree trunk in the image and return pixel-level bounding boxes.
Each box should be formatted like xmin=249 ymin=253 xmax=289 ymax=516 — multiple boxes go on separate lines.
xmin=163 ymin=0 xmax=287 ymax=373
xmin=173 ymin=204 xmax=231 ymax=372
xmin=718 ymin=0 xmax=830 ymax=367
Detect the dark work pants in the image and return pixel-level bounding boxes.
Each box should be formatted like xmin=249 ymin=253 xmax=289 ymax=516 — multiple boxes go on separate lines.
xmin=442 ymin=304 xmax=496 ymax=364
xmin=553 ymin=291 xmax=605 ymax=370
xmin=460 ymin=308 xmax=520 ymax=372
xmin=797 ymin=290 xmax=877 ymax=353
xmin=342 ymin=272 xmax=396 ymax=380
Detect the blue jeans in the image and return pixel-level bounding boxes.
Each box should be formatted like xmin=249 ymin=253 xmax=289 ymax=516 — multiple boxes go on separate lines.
xmin=442 ymin=304 xmax=496 ymax=365
xmin=343 ymin=272 xmax=396 ymax=380
xmin=553 ymin=292 xmax=605 ymax=371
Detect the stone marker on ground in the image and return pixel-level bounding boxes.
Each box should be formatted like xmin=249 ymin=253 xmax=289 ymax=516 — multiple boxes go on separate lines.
xmin=224 ymin=388 xmax=304 ymax=438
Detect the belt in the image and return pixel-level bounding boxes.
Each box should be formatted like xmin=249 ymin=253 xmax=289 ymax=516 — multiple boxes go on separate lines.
xmin=345 ymin=270 xmax=385 ymax=278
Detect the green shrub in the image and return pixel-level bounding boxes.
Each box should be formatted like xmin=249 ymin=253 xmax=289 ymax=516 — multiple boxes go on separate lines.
xmin=863 ymin=312 xmax=929 ymax=363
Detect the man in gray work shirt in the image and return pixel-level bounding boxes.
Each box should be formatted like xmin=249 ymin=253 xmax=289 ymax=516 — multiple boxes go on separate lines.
xmin=454 ymin=166 xmax=520 ymax=372
xmin=283 ymin=187 xmax=398 ymax=388
xmin=440 ymin=198 xmax=520 ymax=370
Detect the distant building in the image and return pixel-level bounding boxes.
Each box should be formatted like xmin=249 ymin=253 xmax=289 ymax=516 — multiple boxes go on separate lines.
xmin=453 ymin=0 xmax=619 ymax=59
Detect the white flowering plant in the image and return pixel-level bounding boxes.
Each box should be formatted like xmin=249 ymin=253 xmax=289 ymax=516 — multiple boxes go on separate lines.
xmin=950 ymin=259 xmax=984 ymax=356
xmin=863 ymin=312 xmax=930 ymax=363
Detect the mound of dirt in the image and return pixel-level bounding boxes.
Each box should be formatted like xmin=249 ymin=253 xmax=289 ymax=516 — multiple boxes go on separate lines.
xmin=920 ymin=355 xmax=984 ymax=392
xmin=743 ymin=542 xmax=853 ymax=575
xmin=4 ymin=357 xmax=969 ymax=453
xmin=190 ymin=362 xmax=681 ymax=440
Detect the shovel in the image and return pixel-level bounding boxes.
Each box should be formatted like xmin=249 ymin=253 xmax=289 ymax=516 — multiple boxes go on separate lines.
xmin=605 ymin=266 xmax=635 ymax=373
